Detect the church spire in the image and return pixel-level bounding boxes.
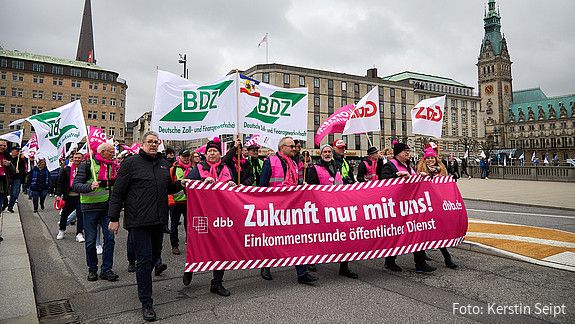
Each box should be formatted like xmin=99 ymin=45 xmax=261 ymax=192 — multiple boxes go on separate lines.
xmin=481 ymin=0 xmax=503 ymax=55
xmin=76 ymin=0 xmax=95 ymax=64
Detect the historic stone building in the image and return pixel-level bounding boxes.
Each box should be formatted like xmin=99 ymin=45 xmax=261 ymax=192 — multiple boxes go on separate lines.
xmin=242 ymin=64 xmax=482 ymax=158
xmin=0 ymin=0 xmax=128 ymax=143
xmin=477 ymin=0 xmax=574 ymax=162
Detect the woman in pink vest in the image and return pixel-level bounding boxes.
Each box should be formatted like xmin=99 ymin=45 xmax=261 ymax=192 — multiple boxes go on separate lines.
xmin=306 ymin=144 xmax=359 ymax=279
xmin=381 ymin=142 xmax=437 ymax=274
xmin=416 ymin=147 xmax=458 ymax=269
xmin=183 ymin=140 xmax=235 ymax=296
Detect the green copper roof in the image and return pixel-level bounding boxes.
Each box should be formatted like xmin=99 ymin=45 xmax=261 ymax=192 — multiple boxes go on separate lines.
xmin=481 ymin=0 xmax=503 ymax=55
xmin=382 ymin=71 xmax=470 ymax=88
xmin=509 ymin=88 xmax=575 ymax=122
xmin=513 ymin=88 xmax=548 ymax=103
xmin=0 ymin=49 xmax=106 ymax=71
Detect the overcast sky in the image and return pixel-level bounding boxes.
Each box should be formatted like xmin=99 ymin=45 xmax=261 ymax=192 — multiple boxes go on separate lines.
xmin=1 ymin=0 xmax=573 ymax=121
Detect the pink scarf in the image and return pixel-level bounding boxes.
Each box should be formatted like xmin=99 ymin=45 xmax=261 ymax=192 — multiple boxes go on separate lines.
xmin=0 ymin=155 xmax=5 ymax=177
xmin=277 ymin=152 xmax=297 ymax=185
xmin=69 ymin=163 xmax=78 ymax=188
xmin=232 ymin=156 xmax=246 ymax=172
xmin=94 ymin=153 xmax=117 ymax=181
xmin=206 ymin=160 xmax=222 ymax=180
xmin=176 ymin=156 xmax=191 ymax=177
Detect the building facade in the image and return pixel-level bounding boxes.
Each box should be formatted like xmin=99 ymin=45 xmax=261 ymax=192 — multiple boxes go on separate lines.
xmin=0 ymin=49 xmax=128 ymax=143
xmin=242 ymin=64 xmax=482 ymax=158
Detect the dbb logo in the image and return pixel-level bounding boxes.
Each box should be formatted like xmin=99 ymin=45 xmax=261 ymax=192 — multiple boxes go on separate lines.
xmin=213 ymin=217 xmax=234 ymax=227
xmin=414 ymin=105 xmax=443 ymax=122
xmin=350 ymin=101 xmax=377 ymax=119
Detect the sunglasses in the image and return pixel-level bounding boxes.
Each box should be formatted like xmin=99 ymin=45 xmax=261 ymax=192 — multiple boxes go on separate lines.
xmin=283 ymin=144 xmax=296 ymax=149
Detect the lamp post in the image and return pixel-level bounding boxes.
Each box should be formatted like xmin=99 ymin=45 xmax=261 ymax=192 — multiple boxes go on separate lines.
xmin=178 ymin=54 xmax=187 ymax=79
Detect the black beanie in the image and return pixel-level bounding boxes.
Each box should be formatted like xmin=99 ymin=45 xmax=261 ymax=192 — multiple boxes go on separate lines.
xmin=393 ymin=143 xmax=409 ymax=156
xmin=205 ymin=141 xmax=222 ymax=154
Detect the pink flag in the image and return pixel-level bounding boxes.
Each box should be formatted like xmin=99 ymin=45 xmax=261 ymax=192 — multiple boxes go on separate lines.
xmin=123 ymin=143 xmax=141 ymax=154
xmin=88 ymin=126 xmax=107 ymax=152
xmin=314 ymin=104 xmax=355 ymax=146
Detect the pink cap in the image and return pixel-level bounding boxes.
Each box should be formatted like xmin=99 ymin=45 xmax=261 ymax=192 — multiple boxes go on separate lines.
xmin=424 ymin=147 xmax=437 ymax=159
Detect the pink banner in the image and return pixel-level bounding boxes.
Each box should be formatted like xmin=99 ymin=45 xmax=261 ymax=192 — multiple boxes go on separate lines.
xmin=314 ymin=104 xmax=355 ymax=146
xmin=123 ymin=143 xmax=141 ymax=154
xmin=88 ymin=126 xmax=107 ymax=152
xmin=184 ymin=176 xmax=468 ymax=272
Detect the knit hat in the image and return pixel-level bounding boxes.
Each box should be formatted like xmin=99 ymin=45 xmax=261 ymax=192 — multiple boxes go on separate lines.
xmin=393 ymin=143 xmax=410 ymax=156
xmin=367 ymin=147 xmax=378 ymax=155
xmin=424 ymin=141 xmax=439 ymax=153
xmin=320 ymin=144 xmax=333 ymax=153
xmin=205 ymin=140 xmax=222 ymax=154
xmin=423 ymin=147 xmax=437 ymax=159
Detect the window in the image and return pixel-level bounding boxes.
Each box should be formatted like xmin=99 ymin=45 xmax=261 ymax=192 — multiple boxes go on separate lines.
xmin=462 ymin=100 xmax=467 ymax=109
xmin=110 ymin=98 xmax=116 ymax=106
xmin=71 ymin=68 xmax=82 ymax=77
xmin=109 ymin=112 xmax=116 ymax=121
xmin=390 ymin=104 xmax=396 ymax=114
xmin=314 ymin=78 xmax=320 ymax=88
xmin=328 ymin=97 xmax=334 ymax=111
xmin=101 ymin=112 xmax=106 ymax=120
xmin=102 ymin=84 xmax=107 ymax=91
xmin=283 ymin=73 xmax=290 ymax=85
xmin=314 ymin=96 xmax=320 ymax=107
xmin=354 ymin=83 xmax=360 ymax=94
xmin=71 ymin=94 xmax=81 ymax=101
xmin=355 ymin=134 xmax=361 ymax=150
xmin=72 ymin=80 xmax=81 ymax=88
xmin=12 ymin=88 xmax=24 ymax=97
xmin=120 ymin=99 xmax=124 ymax=108
xmin=401 ymin=105 xmax=406 ymax=115
xmin=298 ymin=76 xmax=305 ymax=86
xmin=314 ymin=115 xmax=320 ymax=126
xmin=391 ymin=119 xmax=396 ymax=130
xmin=109 ymin=127 xmax=115 ymax=137
xmin=32 ymin=63 xmax=45 ymax=72
xmin=52 ymin=92 xmax=63 ymax=100
xmin=53 ymin=77 xmax=63 ymax=86
xmin=0 ymin=121 xmax=3 ymax=130
xmin=32 ymin=90 xmax=44 ymax=99
xmin=120 ymin=113 xmax=124 ymax=122
xmin=341 ymin=81 xmax=347 ymax=91
xmin=0 ymin=87 xmax=5 ymax=96
xmin=87 ymin=111 xmax=96 ymax=120
xmin=12 ymin=61 xmax=24 ymax=69
xmin=101 ymin=97 xmax=107 ymax=105
xmin=52 ymin=66 xmax=64 ymax=75
xmin=31 ymin=106 xmax=43 ymax=115
xmin=88 ymin=96 xmax=98 ymax=104
xmin=401 ymin=89 xmax=406 ymax=98
xmin=88 ymin=71 xmax=99 ymax=79
xmin=390 ymin=88 xmax=395 ymax=97
xmin=33 ymin=75 xmax=44 ymax=83
xmin=0 ymin=104 xmax=4 ymax=112
xmin=12 ymin=72 xmax=24 ymax=81
xmin=341 ymin=97 xmax=347 ymax=106
xmin=89 ymin=82 xmax=99 ymax=90
xmin=262 ymin=73 xmax=269 ymax=83
xmin=0 ymin=71 xmax=5 ymax=80
xmin=328 ymin=79 xmax=333 ymax=90
xmin=100 ymin=73 xmax=108 ymax=81
xmin=10 ymin=104 xmax=23 ymax=114
xmin=111 ymin=85 xmax=117 ymax=92
xmin=1 ymin=59 xmax=7 ymax=67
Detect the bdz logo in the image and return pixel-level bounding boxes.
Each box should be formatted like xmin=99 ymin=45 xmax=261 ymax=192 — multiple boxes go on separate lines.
xmin=29 ymin=111 xmax=78 ymax=147
xmin=192 ymin=216 xmax=209 ymax=234
xmin=160 ymin=80 xmax=233 ymax=122
xmin=246 ymin=91 xmax=306 ymax=124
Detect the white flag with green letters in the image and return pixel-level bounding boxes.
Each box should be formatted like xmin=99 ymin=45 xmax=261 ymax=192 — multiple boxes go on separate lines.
xmin=238 ymin=74 xmax=308 ymax=141
xmin=26 ymin=100 xmax=87 ymax=171
xmin=151 ymin=70 xmax=237 ymax=140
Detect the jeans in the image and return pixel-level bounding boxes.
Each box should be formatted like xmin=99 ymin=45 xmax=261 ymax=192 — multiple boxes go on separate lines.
xmin=83 ymin=207 xmax=115 ymax=273
xmin=31 ymin=189 xmax=48 ymax=211
xmin=7 ymin=178 xmax=22 ymax=210
xmin=169 ymin=204 xmax=187 ymax=248
xmin=59 ymin=195 xmax=83 ymax=234
xmin=132 ymin=225 xmax=164 ymax=306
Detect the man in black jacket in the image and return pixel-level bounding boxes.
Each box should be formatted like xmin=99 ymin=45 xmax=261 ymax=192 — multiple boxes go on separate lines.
xmin=55 ymin=152 xmax=85 ymax=241
xmin=6 ymin=147 xmax=25 ymax=213
xmin=108 ymin=131 xmax=183 ymax=322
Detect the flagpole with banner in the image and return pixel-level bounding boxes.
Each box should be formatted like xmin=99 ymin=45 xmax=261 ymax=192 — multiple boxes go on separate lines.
xmin=85 ymin=126 xmax=98 ymax=181
xmin=235 ymin=70 xmax=241 ymax=185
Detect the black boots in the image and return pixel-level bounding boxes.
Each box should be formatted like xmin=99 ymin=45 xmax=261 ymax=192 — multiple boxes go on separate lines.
xmin=182 ymin=272 xmax=193 ymax=286
xmin=441 ymin=248 xmax=458 ymax=269
xmin=260 ymin=267 xmax=272 ymax=280
xmin=142 ymin=304 xmax=156 ymax=322
xmin=339 ymin=262 xmax=358 ymax=279
xmin=210 ymin=280 xmax=230 ymax=296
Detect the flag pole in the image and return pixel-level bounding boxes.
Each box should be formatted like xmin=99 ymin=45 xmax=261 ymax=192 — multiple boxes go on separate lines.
xmin=364 ymin=132 xmax=373 ymax=147
xmin=85 ymin=127 xmax=97 ymax=181
xmin=266 ymin=35 xmax=269 ymax=64
xmin=15 ymin=130 xmax=22 ymax=173
xmin=235 ymin=70 xmax=241 ymax=185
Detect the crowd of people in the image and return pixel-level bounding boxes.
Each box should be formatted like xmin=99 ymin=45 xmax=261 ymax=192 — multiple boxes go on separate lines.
xmin=0 ymin=134 xmax=461 ymax=322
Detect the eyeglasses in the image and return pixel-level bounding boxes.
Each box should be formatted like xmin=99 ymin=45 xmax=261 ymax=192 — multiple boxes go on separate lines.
xmin=283 ymin=144 xmax=296 ymax=149
xmin=145 ymin=140 xmax=160 ymax=145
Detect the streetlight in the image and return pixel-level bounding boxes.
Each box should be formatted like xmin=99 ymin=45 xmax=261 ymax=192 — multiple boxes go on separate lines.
xmin=178 ymin=54 xmax=188 ymax=79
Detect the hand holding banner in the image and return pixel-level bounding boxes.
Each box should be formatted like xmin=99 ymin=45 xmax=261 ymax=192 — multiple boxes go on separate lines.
xmin=411 ymin=96 xmax=446 ymax=138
